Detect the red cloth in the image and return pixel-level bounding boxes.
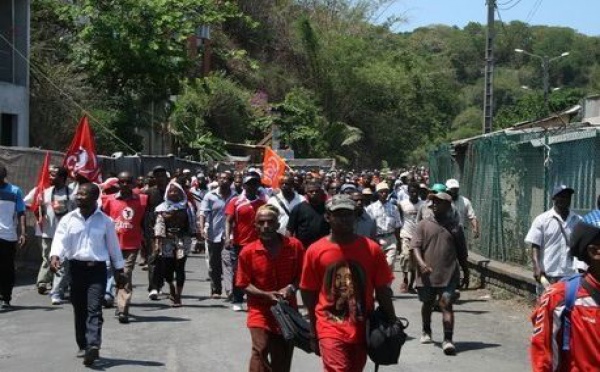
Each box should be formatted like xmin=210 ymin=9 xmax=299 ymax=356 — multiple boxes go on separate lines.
xmin=530 ymin=273 xmax=600 ymax=372
xmin=300 ymin=236 xmax=393 ymax=344
xmin=102 ymin=193 xmax=147 ymax=250
xmin=319 ymin=337 xmax=367 ymax=372
xmin=63 ymin=115 xmax=102 ymax=182
xmin=236 ymin=236 xmax=305 ymax=333
xmin=30 ymin=152 xmax=51 ymax=228
xmin=225 ymin=195 xmax=266 ymax=246
xmin=262 ymin=147 xmax=286 ymax=188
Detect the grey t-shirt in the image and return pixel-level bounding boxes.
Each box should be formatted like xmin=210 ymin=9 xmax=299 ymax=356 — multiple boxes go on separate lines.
xmin=411 ymin=216 xmax=467 ymax=288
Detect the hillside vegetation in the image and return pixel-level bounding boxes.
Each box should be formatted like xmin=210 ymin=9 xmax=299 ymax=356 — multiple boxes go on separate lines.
xmin=30 ymin=0 xmax=600 ymax=166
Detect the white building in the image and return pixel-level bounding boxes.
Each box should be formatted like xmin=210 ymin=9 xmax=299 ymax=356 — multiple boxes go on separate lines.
xmin=0 ymin=0 xmax=29 ymax=147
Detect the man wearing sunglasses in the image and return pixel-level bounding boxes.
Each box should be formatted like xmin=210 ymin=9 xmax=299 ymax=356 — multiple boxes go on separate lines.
xmin=101 ymin=172 xmax=148 ymax=323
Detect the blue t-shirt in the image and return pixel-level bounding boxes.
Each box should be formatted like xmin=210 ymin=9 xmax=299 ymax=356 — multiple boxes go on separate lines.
xmin=0 ymin=183 xmax=25 ymax=241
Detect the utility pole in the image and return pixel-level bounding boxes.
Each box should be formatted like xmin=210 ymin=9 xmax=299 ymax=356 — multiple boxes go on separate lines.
xmin=482 ymin=0 xmax=495 ymax=134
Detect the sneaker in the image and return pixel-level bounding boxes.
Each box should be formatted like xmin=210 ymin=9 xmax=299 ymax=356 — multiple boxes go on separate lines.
xmin=0 ymin=301 xmax=11 ymax=311
xmin=51 ymin=295 xmax=62 ymax=305
xmin=103 ymin=295 xmax=114 ymax=308
xmin=37 ymin=285 xmax=48 ymax=295
xmin=76 ymin=349 xmax=86 ymax=358
xmin=442 ymin=340 xmax=456 ymax=355
xmin=420 ymin=332 xmax=433 ymax=344
xmin=232 ymin=304 xmax=243 ymax=312
xmin=148 ymin=290 xmax=159 ymax=300
xmin=118 ymin=313 xmax=129 ymax=324
xmin=210 ymin=293 xmax=221 ymax=299
xmin=399 ymin=282 xmax=409 ymax=294
xmin=83 ymin=346 xmax=99 ymax=366
xmin=451 ymin=289 xmax=461 ymax=302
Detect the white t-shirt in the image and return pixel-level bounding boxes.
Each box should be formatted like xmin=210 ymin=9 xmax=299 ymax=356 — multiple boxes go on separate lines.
xmin=399 ymin=199 xmax=424 ymax=239
xmin=267 ymin=192 xmax=304 ymax=235
xmin=453 ymin=195 xmax=476 ymax=228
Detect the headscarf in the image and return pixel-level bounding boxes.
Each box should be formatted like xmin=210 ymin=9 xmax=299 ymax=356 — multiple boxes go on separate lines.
xmin=155 ymin=181 xmax=188 ymax=212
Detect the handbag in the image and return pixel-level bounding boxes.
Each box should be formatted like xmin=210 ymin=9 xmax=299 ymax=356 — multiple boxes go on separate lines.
xmin=367 ymin=306 xmax=409 ymax=369
xmin=270 ymin=299 xmax=313 ymax=354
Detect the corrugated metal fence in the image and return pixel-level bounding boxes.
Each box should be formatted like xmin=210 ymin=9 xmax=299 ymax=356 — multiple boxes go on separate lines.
xmin=429 ymin=126 xmax=599 ymax=267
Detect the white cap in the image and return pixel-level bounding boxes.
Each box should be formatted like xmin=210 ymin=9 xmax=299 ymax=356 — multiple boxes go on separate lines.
xmin=446 ymin=179 xmax=460 ymax=189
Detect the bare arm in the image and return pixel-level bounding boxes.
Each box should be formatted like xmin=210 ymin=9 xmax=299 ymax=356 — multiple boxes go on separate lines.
xmin=412 ymin=246 xmax=432 ymax=275
xmin=471 ymin=217 xmax=480 ymax=238
xmin=375 ymin=286 xmax=397 ymax=322
xmin=198 ymin=214 xmax=207 ymax=240
xmin=243 ymin=283 xmax=293 ymax=303
xmin=531 ymin=244 xmax=542 ymax=282
xmin=300 ymin=289 xmax=320 ymax=355
xmin=224 ymin=215 xmax=234 ymax=247
xmin=17 ymin=212 xmax=26 ymax=248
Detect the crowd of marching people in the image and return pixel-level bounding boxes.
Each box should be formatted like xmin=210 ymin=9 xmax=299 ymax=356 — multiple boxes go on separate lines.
xmin=0 ymin=161 xmax=598 ymax=371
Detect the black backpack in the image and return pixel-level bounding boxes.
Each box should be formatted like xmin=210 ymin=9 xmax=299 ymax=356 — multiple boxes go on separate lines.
xmin=271 ymin=299 xmax=313 ymax=354
xmin=367 ymin=306 xmax=409 ymax=370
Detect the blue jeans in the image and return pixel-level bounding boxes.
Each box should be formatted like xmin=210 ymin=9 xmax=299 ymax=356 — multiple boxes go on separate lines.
xmin=69 ymin=260 xmax=107 ymax=350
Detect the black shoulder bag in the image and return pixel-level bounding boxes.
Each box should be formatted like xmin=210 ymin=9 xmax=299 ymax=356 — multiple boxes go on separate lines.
xmin=270 ymin=298 xmax=313 ymax=353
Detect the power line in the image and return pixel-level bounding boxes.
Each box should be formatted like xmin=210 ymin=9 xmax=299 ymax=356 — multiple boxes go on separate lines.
xmin=498 ymin=0 xmax=524 ymax=11
xmin=525 ymin=0 xmax=544 ymax=23
xmin=0 ymin=33 xmax=139 ymax=154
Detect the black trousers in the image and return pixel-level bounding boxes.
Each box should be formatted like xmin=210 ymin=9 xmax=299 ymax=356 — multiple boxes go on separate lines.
xmin=0 ymin=239 xmax=17 ymax=302
xmin=207 ymin=241 xmax=223 ymax=294
xmin=147 ymin=252 xmax=164 ymax=292
xmin=231 ymin=245 xmax=244 ymax=303
xmin=69 ymin=260 xmax=107 ymax=350
xmin=163 ymin=256 xmax=187 ymax=287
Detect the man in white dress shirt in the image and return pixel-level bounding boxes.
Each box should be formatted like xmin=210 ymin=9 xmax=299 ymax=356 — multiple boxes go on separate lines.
xmin=525 ymin=185 xmax=582 ymax=290
xmin=366 ymin=182 xmax=403 ymax=270
xmin=50 ymin=183 xmax=125 ymax=366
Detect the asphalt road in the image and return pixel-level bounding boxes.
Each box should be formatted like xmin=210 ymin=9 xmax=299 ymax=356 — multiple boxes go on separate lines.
xmin=0 ymin=254 xmax=532 ymax=372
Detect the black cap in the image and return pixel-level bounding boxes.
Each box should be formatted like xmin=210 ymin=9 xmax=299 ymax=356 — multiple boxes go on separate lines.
xmin=570 ymin=220 xmax=600 ymax=264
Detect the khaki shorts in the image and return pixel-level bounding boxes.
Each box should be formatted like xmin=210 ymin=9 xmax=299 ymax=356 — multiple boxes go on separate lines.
xmin=377 ymin=234 xmax=397 ymax=270
xmin=398 ymin=238 xmax=414 ymax=272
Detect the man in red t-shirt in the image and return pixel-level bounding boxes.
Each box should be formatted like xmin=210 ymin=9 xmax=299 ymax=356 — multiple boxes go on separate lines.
xmin=236 ymin=205 xmax=305 ymax=372
xmin=225 ymin=171 xmax=266 ymax=311
xmin=102 ymin=172 xmax=148 ymax=323
xmin=300 ymin=194 xmax=398 ymax=372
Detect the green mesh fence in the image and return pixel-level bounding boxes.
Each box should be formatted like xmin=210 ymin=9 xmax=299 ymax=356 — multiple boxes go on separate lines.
xmin=428 ymin=127 xmax=599 ymax=267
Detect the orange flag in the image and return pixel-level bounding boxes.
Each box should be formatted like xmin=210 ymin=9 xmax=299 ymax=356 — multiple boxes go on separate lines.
xmin=30 ymin=152 xmax=52 ymax=230
xmin=262 ymin=147 xmax=287 ymax=188
xmin=63 ymin=115 xmax=102 ymax=183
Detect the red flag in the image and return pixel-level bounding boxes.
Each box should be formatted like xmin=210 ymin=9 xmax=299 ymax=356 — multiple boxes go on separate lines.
xmin=30 ymin=152 xmax=52 ymax=229
xmin=63 ymin=115 xmax=102 ymax=183
xmin=262 ymin=147 xmax=287 ymax=188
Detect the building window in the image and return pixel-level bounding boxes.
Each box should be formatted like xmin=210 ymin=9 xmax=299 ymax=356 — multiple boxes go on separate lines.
xmin=0 ymin=0 xmax=14 ymax=84
xmin=1 ymin=113 xmax=16 ymax=146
